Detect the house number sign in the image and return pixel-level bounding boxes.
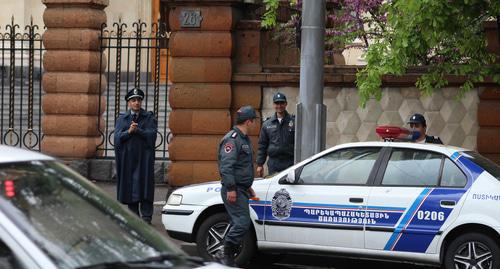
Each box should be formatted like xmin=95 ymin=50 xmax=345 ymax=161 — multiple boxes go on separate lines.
xmin=180 ymin=10 xmax=203 ymax=28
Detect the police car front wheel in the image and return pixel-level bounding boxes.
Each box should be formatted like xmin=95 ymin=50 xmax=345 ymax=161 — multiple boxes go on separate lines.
xmin=195 ymin=212 xmax=256 ymax=266
xmin=443 ymin=233 xmax=500 ymax=269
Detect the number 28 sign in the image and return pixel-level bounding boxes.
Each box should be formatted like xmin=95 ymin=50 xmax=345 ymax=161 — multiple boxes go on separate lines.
xmin=180 ymin=10 xmax=203 ymax=28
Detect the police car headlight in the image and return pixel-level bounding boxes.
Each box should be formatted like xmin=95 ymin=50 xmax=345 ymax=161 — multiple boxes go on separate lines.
xmin=167 ymin=194 xmax=183 ymax=206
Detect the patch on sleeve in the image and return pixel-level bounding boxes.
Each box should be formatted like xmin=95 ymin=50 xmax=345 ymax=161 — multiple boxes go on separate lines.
xmin=224 ymin=142 xmax=235 ymax=153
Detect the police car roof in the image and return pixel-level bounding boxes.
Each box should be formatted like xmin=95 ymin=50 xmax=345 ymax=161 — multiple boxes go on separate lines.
xmin=0 ymin=145 xmax=54 ymax=164
xmin=326 ymin=141 xmax=468 ymax=156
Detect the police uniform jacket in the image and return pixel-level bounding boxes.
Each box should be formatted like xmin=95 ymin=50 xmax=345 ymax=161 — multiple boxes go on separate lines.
xmin=425 ymin=135 xmax=443 ymax=144
xmin=218 ymin=127 xmax=254 ymax=191
xmin=256 ymin=111 xmax=295 ymax=166
xmin=114 ymin=109 xmax=158 ymax=203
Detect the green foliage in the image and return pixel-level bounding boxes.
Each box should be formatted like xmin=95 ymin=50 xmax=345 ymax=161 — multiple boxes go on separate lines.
xmin=356 ymin=0 xmax=500 ymax=107
xmin=262 ymin=0 xmax=281 ymax=28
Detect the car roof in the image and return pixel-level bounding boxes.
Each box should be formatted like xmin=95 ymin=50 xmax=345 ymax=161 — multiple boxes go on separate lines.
xmin=326 ymin=141 xmax=469 ymax=157
xmin=0 ymin=145 xmax=54 ymax=164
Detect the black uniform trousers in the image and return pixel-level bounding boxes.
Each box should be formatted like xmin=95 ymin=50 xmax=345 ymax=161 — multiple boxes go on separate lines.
xmin=127 ymin=201 xmax=153 ymax=223
xmin=221 ymin=186 xmax=251 ymax=245
xmin=267 ymin=157 xmax=294 ymax=175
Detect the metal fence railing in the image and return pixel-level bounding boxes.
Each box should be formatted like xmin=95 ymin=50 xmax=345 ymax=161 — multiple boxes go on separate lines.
xmin=0 ymin=18 xmax=44 ymax=151
xmin=96 ymin=21 xmax=171 ymax=159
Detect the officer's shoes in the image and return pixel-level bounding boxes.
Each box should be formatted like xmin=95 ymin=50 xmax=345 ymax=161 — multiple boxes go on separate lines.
xmin=220 ymin=242 xmax=237 ymax=267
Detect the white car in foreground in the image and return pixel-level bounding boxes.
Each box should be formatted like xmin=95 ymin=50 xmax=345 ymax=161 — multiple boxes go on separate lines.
xmin=163 ymin=141 xmax=500 ymax=269
xmin=0 ymin=145 xmax=226 ymax=269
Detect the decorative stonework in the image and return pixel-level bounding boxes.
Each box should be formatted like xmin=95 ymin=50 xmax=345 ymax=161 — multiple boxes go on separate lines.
xmin=263 ymin=87 xmax=480 ymax=149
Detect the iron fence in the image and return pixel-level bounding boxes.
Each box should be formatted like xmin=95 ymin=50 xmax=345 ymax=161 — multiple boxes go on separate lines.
xmin=0 ymin=18 xmax=43 ymax=151
xmin=97 ymin=21 xmax=171 ymax=159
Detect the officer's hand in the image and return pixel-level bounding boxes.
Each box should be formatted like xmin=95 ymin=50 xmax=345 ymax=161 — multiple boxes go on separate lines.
xmin=128 ymin=122 xmax=138 ymax=134
xmin=256 ymin=166 xmax=264 ymax=177
xmin=248 ymin=187 xmax=256 ymax=198
xmin=227 ymin=191 xmax=237 ymax=203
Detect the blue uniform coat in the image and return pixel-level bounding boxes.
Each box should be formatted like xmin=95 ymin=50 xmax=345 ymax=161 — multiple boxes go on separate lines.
xmin=114 ymin=109 xmax=157 ymax=204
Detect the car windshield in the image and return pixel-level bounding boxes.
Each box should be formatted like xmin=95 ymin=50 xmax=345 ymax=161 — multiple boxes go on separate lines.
xmin=0 ymin=160 xmax=182 ymax=269
xmin=463 ymin=151 xmax=500 ymax=180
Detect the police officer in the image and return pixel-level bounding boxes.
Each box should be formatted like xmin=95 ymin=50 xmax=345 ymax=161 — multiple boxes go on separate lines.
xmin=256 ymin=92 xmax=295 ymax=177
xmin=114 ymin=88 xmax=158 ymax=224
xmin=407 ymin=113 xmax=443 ymax=144
xmin=217 ymin=105 xmax=257 ymax=266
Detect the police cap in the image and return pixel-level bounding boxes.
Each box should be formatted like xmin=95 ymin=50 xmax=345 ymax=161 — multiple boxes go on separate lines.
xmin=236 ymin=105 xmax=258 ymax=123
xmin=407 ymin=113 xmax=426 ymax=125
xmin=125 ymin=88 xmax=144 ymax=101
xmin=273 ymin=92 xmax=287 ymax=103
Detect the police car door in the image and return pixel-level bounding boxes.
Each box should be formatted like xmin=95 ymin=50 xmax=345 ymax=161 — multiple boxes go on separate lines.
xmin=263 ymin=146 xmax=382 ymax=249
xmin=365 ymin=147 xmax=468 ymax=253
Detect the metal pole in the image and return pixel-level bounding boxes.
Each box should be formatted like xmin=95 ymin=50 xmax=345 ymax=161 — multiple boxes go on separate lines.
xmin=295 ymin=0 xmax=326 ymax=162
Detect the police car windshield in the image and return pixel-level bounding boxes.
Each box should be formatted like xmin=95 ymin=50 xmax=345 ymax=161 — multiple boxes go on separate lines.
xmin=463 ymin=151 xmax=500 ymax=180
xmin=0 ymin=161 xmax=182 ymax=269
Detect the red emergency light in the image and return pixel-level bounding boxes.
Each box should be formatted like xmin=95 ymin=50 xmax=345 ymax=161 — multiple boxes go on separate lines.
xmin=4 ymin=180 xmax=15 ymax=198
xmin=376 ymin=125 xmax=420 ymax=141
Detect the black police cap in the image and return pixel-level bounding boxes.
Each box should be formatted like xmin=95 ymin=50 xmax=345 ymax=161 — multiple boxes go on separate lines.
xmin=407 ymin=113 xmax=426 ymax=125
xmin=273 ymin=92 xmax=287 ymax=103
xmin=125 ymin=88 xmax=145 ymax=101
xmin=236 ymin=105 xmax=258 ymax=122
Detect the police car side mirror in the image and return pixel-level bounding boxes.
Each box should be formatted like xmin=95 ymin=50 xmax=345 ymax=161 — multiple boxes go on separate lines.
xmin=279 ymin=170 xmax=296 ymax=184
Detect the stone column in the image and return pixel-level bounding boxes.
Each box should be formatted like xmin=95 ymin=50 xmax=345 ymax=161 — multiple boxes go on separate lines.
xmin=168 ymin=2 xmax=240 ymax=186
xmin=41 ymin=0 xmax=107 ymax=158
xmin=478 ymin=21 xmax=500 ymax=164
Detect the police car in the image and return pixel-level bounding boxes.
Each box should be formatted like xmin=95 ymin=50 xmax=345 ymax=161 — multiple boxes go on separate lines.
xmin=162 ymin=131 xmax=500 ymax=268
xmin=0 ymin=145 xmax=225 ymax=269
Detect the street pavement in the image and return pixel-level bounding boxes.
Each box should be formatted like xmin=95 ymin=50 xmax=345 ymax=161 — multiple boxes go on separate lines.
xmin=94 ymin=182 xmax=437 ymax=269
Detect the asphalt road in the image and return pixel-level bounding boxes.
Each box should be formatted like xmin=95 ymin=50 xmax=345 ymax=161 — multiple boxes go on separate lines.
xmin=95 ymin=182 xmax=438 ymax=269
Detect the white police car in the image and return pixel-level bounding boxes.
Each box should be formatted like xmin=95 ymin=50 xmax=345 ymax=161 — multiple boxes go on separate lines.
xmin=163 ymin=141 xmax=500 ymax=268
xmin=0 ymin=145 xmax=225 ymax=269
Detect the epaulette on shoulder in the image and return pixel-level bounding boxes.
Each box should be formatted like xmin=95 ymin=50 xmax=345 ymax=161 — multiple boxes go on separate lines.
xmin=230 ymin=131 xmax=238 ymax=138
xmin=263 ymin=117 xmax=271 ymax=122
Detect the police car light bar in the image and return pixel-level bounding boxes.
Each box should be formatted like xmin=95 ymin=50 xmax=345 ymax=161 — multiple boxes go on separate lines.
xmin=375 ymin=125 xmax=420 ymax=142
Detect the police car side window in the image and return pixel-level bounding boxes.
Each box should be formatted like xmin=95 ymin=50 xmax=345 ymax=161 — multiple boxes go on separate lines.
xmin=441 ymin=158 xmax=467 ymax=187
xmin=382 ymin=149 xmax=442 ymax=186
xmin=299 ymin=147 xmax=380 ymax=185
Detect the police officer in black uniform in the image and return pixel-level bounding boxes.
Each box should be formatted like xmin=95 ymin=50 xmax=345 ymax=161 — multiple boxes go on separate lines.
xmin=217 ymin=105 xmax=258 ymax=266
xmin=114 ymin=88 xmax=158 ymax=224
xmin=256 ymin=92 xmax=295 ymax=177
xmin=407 ymin=113 xmax=443 ymax=144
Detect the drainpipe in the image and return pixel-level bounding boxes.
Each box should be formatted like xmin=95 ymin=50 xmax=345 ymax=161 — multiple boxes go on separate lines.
xmin=295 ymin=0 xmax=326 ymax=162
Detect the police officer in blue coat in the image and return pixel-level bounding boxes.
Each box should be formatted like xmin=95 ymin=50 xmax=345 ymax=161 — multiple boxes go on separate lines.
xmin=408 ymin=113 xmax=443 ymax=144
xmin=217 ymin=105 xmax=258 ymax=266
xmin=114 ymin=88 xmax=158 ymax=224
xmin=256 ymin=92 xmax=295 ymax=177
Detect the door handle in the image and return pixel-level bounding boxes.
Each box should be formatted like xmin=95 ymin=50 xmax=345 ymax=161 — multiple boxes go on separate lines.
xmin=349 ymin=197 xmax=364 ymax=203
xmin=440 ymin=200 xmax=456 ymax=207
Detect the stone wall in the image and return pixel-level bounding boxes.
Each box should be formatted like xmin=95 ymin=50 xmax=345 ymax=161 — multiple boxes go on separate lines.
xmin=262 ymin=87 xmax=480 ymax=150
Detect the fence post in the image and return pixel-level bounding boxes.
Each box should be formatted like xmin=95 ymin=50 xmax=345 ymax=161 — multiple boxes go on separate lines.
xmin=41 ymin=0 xmax=108 ymax=158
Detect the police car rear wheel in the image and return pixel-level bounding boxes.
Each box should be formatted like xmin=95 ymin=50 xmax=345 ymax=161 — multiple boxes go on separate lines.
xmin=195 ymin=212 xmax=256 ymax=266
xmin=444 ymin=233 xmax=500 ymax=269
